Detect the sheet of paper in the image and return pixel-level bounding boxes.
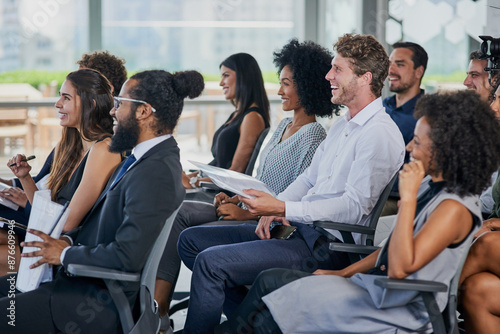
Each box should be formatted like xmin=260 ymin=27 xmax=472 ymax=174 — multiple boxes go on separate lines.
xmin=189 ymin=161 xmax=275 ymax=198
xmin=0 ymin=182 xmax=19 ymax=211
xmin=16 ymin=190 xmax=69 ymax=292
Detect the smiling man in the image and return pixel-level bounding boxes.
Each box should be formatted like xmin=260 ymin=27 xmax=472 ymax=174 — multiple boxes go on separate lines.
xmin=0 ymin=70 xmax=204 ymax=333
xmin=381 ymin=42 xmax=428 ymax=214
xmin=177 ymin=33 xmax=405 ymax=334
xmin=464 ymin=50 xmax=492 ymax=103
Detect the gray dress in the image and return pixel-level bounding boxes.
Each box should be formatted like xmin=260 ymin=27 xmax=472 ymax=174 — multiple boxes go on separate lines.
xmin=262 ymin=190 xmax=481 ymax=334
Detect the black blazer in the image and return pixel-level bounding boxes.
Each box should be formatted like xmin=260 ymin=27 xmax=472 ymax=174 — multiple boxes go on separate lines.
xmin=51 ymin=137 xmax=185 ymax=333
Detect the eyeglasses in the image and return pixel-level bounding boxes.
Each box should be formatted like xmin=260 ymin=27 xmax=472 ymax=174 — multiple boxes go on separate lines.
xmin=113 ymin=96 xmax=156 ymax=112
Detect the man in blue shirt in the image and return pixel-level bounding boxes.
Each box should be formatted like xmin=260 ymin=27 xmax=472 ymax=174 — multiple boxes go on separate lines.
xmin=382 ymin=42 xmax=428 ymax=215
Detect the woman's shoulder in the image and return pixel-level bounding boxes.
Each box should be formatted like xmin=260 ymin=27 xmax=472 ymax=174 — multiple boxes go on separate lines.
xmin=88 ymin=138 xmax=120 ymax=160
xmin=427 ymin=191 xmax=482 ymax=222
xmin=296 ymin=122 xmax=327 ymax=139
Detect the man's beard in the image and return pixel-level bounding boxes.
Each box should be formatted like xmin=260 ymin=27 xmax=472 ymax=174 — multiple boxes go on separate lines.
xmin=109 ymin=112 xmax=140 ymax=153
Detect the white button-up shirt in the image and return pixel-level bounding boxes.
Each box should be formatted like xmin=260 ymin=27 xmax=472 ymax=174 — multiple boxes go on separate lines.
xmin=278 ymin=98 xmax=405 ymax=242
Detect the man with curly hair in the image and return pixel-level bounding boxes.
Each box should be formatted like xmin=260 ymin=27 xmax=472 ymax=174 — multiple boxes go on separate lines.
xmin=77 ymin=50 xmax=127 ymax=96
xmin=177 ymin=34 xmax=405 ymax=334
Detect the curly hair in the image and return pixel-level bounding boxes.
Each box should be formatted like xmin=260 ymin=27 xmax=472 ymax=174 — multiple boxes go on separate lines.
xmin=414 ymin=90 xmax=500 ymax=197
xmin=273 ymin=39 xmax=341 ymax=117
xmin=129 ymin=70 xmax=205 ymax=134
xmin=77 ymin=51 xmax=127 ymax=96
xmin=334 ymin=33 xmax=389 ymax=97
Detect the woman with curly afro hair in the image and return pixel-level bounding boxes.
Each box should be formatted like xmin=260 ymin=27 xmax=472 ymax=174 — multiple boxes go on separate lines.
xmin=214 ymin=39 xmax=341 ymax=220
xmin=216 ymin=90 xmax=500 ymax=334
xmin=459 ymin=78 xmax=500 ymax=333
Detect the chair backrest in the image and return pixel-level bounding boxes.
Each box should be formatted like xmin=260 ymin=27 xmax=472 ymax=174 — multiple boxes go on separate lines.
xmin=442 ymin=239 xmax=475 ymax=334
xmin=244 ymin=127 xmax=270 ymax=175
xmin=130 ymin=207 xmax=180 ymax=334
xmin=365 ymin=173 xmax=398 ymax=246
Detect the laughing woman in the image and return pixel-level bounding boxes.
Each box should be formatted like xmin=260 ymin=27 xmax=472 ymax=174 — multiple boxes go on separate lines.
xmin=0 ymin=69 xmax=121 ymax=275
xmin=215 ymin=90 xmax=500 ymax=334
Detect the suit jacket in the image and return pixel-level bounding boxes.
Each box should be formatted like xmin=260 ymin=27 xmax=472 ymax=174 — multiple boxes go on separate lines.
xmin=51 ymin=137 xmax=185 ymax=333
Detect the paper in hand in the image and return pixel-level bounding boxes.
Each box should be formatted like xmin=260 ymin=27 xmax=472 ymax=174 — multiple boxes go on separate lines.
xmin=16 ymin=190 xmax=70 ymax=292
xmin=188 ymin=161 xmax=275 ymax=198
xmin=0 ymin=182 xmax=19 ymax=211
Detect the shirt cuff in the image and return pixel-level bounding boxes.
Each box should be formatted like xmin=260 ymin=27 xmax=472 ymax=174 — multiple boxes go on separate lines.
xmin=60 ymin=246 xmax=71 ymax=265
xmin=11 ymin=178 xmax=17 ymax=188
xmin=284 ymin=201 xmax=303 ymax=222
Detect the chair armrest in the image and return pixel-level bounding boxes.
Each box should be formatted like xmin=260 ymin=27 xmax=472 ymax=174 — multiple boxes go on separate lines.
xmin=200 ymin=181 xmax=220 ymax=192
xmin=374 ymin=277 xmax=447 ymax=293
xmin=314 ymin=221 xmax=376 ymax=235
xmin=329 ymin=243 xmax=379 ymax=254
xmin=67 ymin=264 xmax=140 ymax=282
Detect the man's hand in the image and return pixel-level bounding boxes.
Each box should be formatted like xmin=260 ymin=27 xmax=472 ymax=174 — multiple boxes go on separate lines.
xmin=238 ymin=189 xmax=285 ymax=217
xmin=20 ymin=229 xmax=70 ymax=268
xmin=255 ymin=216 xmax=290 ymax=240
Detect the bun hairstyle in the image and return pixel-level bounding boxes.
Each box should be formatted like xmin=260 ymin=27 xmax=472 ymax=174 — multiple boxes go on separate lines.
xmin=172 ymin=70 xmax=205 ymax=99
xmin=129 ymin=70 xmax=205 ymax=134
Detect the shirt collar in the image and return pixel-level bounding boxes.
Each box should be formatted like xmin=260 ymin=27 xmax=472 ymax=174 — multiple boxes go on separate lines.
xmin=131 ymin=134 xmax=172 ymax=161
xmin=385 ymin=89 xmax=425 ymax=113
xmin=344 ymin=97 xmax=383 ymax=126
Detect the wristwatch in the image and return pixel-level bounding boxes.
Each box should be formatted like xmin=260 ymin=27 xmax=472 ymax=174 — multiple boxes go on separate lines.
xmin=189 ymin=176 xmax=199 ymax=188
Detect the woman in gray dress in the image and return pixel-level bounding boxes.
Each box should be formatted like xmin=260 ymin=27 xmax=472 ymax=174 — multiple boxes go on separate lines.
xmin=215 ymin=90 xmax=500 ymax=334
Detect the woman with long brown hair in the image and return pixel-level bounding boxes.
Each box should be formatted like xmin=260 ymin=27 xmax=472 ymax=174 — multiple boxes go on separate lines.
xmin=0 ymin=69 xmax=122 ymax=275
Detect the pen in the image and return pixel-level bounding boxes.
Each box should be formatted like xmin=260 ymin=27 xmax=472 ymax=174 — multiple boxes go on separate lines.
xmin=9 ymin=155 xmax=36 ymax=167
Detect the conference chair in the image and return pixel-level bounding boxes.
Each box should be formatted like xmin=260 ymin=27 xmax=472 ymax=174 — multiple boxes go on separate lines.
xmin=374 ymin=238 xmax=472 ymax=334
xmin=313 ymin=173 xmax=398 ymax=264
xmin=67 ymin=207 xmax=181 ymax=334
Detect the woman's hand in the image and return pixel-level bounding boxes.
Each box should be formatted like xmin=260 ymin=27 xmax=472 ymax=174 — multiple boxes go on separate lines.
xmin=474 ymin=218 xmax=500 ymax=238
xmin=213 ymin=192 xmax=239 ymax=208
xmin=7 ymin=154 xmax=32 ymax=179
xmin=217 ymin=203 xmax=256 ymax=221
xmin=0 ymin=187 xmax=28 ymax=208
xmin=313 ymin=269 xmax=347 ymax=277
xmin=398 ymin=160 xmax=425 ymax=202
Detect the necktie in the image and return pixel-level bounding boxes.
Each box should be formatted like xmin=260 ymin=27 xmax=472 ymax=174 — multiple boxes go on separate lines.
xmin=108 ymin=154 xmax=136 ymax=192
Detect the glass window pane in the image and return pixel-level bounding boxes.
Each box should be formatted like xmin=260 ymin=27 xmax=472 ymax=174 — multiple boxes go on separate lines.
xmin=102 ymin=0 xmax=304 ymax=75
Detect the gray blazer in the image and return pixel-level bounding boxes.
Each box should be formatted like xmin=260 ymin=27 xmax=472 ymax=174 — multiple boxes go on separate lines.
xmin=51 ymin=137 xmax=185 ymax=333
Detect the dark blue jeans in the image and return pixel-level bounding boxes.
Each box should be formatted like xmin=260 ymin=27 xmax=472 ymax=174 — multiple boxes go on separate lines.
xmin=178 ymin=224 xmax=349 ymax=334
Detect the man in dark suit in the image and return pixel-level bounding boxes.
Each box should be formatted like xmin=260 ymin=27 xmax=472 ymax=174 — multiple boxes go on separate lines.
xmin=0 ymin=69 xmax=203 ymax=333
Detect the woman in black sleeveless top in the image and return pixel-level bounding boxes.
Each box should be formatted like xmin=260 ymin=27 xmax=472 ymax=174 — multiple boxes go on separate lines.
xmin=183 ymin=53 xmax=270 ymax=188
